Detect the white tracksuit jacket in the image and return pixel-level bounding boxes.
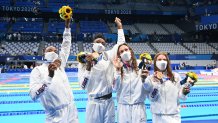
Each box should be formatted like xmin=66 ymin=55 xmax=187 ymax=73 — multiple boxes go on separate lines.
xmin=113 ymin=68 xmax=148 ymax=123
xmin=143 ymin=72 xmax=187 ymax=123
xmin=29 ymin=28 xmax=79 ymax=123
xmin=78 ymin=29 xmax=125 ymax=123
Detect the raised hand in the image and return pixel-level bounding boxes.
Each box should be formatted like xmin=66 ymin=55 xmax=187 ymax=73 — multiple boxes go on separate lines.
xmin=85 ymin=53 xmax=100 ymax=71
xmin=53 ymin=59 xmax=61 ymax=68
xmin=113 ymin=57 xmax=123 ymax=71
xmin=92 ymin=52 xmax=100 ymax=59
xmin=114 ymin=17 xmax=122 ymax=29
xmin=65 ymin=18 xmax=71 ymax=28
xmin=141 ymin=69 xmax=149 ymax=80
xmin=48 ymin=63 xmax=58 ymax=78
xmin=85 ymin=54 xmax=94 ymax=62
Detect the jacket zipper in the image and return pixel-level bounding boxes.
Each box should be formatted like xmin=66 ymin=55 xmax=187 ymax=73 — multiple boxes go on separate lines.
xmin=164 ymin=82 xmax=167 ymax=114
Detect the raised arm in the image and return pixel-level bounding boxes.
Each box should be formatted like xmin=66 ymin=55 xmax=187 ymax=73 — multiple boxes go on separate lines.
xmin=107 ymin=17 xmax=126 ymax=61
xmin=115 ymin=17 xmax=125 ymax=45
xmin=59 ymin=19 xmax=72 ymax=68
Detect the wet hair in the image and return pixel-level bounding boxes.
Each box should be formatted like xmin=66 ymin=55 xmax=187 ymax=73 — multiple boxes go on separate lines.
xmin=117 ymin=43 xmax=139 ymax=80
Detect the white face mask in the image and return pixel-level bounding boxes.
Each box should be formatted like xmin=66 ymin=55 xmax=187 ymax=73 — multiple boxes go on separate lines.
xmin=92 ymin=43 xmax=105 ymax=53
xmin=156 ymin=60 xmax=167 ymax=71
xmin=120 ymin=51 xmax=131 ymax=62
xmin=44 ymin=52 xmax=58 ymax=62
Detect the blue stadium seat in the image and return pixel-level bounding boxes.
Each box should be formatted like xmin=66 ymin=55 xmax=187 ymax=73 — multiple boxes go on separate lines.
xmin=80 ymin=21 xmax=108 ymax=33
xmin=12 ymin=22 xmax=43 ymax=33
xmin=0 ymin=0 xmax=10 ymax=6
xmin=0 ymin=22 xmax=8 ymax=32
xmin=48 ymin=21 xmax=76 ymax=33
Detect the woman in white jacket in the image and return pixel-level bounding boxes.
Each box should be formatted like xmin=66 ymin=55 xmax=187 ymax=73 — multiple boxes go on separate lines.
xmin=142 ymin=52 xmax=190 ymax=123
xmin=113 ymin=43 xmax=148 ymax=123
xmin=29 ymin=18 xmax=79 ymax=123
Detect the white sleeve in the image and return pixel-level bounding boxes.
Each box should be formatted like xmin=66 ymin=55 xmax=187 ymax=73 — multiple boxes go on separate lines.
xmin=59 ymin=28 xmax=71 ymax=68
xmin=143 ymin=75 xmax=153 ymax=92
xmin=29 ymin=68 xmax=52 ymax=101
xmin=175 ymin=72 xmax=187 ymax=100
xmin=144 ymin=75 xmax=161 ymax=102
xmin=113 ymin=71 xmax=122 ymax=91
xmin=117 ymin=29 xmax=125 ymax=45
xmin=78 ymin=63 xmax=85 ymax=84
xmin=78 ymin=63 xmax=91 ymax=90
xmin=178 ymin=85 xmax=187 ymax=101
xmin=107 ymin=29 xmax=126 ymax=62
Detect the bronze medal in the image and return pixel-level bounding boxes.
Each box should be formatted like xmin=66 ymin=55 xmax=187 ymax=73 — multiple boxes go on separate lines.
xmin=156 ymin=71 xmax=164 ymax=80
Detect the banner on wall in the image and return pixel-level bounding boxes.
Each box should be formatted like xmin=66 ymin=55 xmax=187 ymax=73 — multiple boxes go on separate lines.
xmin=0 ymin=5 xmax=186 ymax=16
xmin=201 ymin=15 xmax=218 ymax=24
xmin=195 ymin=23 xmax=218 ymax=31
xmin=104 ymin=9 xmax=132 ymax=15
xmin=1 ymin=6 xmax=34 ymax=12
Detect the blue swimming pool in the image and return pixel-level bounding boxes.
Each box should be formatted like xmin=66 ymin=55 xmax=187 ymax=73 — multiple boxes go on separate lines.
xmin=0 ymin=72 xmax=218 ymax=123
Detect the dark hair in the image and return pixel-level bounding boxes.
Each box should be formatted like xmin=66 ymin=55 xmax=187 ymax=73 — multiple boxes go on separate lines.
xmin=117 ymin=43 xmax=139 ymax=80
xmin=93 ymin=33 xmax=106 ymax=42
xmin=154 ymin=52 xmax=174 ymax=81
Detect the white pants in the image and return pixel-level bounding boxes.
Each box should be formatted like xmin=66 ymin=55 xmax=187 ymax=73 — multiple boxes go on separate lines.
xmin=152 ymin=113 xmax=181 ymax=123
xmin=118 ymin=103 xmax=147 ymax=123
xmin=45 ymin=103 xmax=79 ymax=123
xmin=86 ymin=98 xmax=115 ymax=123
